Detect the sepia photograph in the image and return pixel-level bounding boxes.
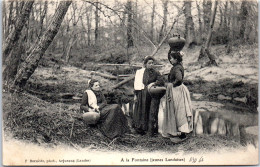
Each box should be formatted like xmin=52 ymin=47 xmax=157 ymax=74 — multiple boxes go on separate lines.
xmin=2 ymin=0 xmax=258 ymax=165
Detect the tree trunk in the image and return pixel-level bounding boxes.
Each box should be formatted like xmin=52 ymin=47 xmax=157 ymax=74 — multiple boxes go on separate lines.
xmin=12 ymin=1 xmax=72 ymax=89
xmin=218 ymin=6 xmax=223 ymax=30
xmin=3 ymin=1 xmax=6 ymax=38
xmin=126 ymin=0 xmax=133 ymax=48
xmin=184 ymin=1 xmax=196 ymax=48
xmin=198 ymin=0 xmax=218 ymax=66
xmin=29 ymin=5 xmax=35 ymax=43
xmin=3 ymin=42 xmax=25 ymax=88
xmin=3 ymin=0 xmax=34 ymax=63
xmin=65 ymin=36 xmax=78 ymax=63
xmin=95 ymin=1 xmax=99 ymax=45
xmin=223 ymin=1 xmax=228 ymax=29
xmin=86 ymin=5 xmax=92 ymax=46
xmin=205 ymin=1 xmax=218 ymax=49
xmin=133 ymin=0 xmax=139 ymax=41
xmin=6 ymin=1 xmax=14 ymax=39
xmin=239 ymin=0 xmax=248 ymax=41
xmin=226 ymin=1 xmax=235 ymax=54
xmin=15 ymin=0 xmax=19 ymax=17
xmin=150 ymin=0 xmax=155 ymax=42
xmin=64 ymin=2 xmax=82 ymax=63
xmin=202 ymin=0 xmax=212 ymax=35
xmin=196 ymin=1 xmax=202 ymax=44
xmin=39 ymin=1 xmax=48 ymax=37
xmin=159 ymin=0 xmax=168 ymax=42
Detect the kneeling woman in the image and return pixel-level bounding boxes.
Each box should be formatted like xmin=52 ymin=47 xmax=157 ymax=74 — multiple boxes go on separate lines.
xmin=80 ymin=79 xmax=129 ymax=139
xmin=162 ymin=51 xmax=193 ymax=143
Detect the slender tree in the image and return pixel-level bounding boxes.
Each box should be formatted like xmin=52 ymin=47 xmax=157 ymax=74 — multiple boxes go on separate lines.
xmin=198 ymin=0 xmax=218 ymax=66
xmin=159 ymin=0 xmax=168 ymax=42
xmin=196 ymin=0 xmax=202 ymax=44
xmin=184 ymin=1 xmax=196 ymax=48
xmin=223 ymin=1 xmax=228 ymax=29
xmin=150 ymin=0 xmax=155 ymax=42
xmin=38 ymin=1 xmax=48 ymax=37
xmin=126 ymin=0 xmax=133 ymax=48
xmin=239 ymin=0 xmax=248 ymax=41
xmin=65 ymin=2 xmax=82 ymax=63
xmin=133 ymin=0 xmax=139 ymax=41
xmin=202 ymin=0 xmax=212 ymax=35
xmin=86 ymin=4 xmax=93 ymax=46
xmin=95 ymin=0 xmax=99 ymax=45
xmin=226 ymin=1 xmax=235 ymax=54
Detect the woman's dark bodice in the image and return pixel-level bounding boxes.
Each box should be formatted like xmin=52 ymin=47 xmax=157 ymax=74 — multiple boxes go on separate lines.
xmin=168 ymin=63 xmax=184 ymax=87
xmin=143 ymin=68 xmax=164 ymax=86
xmin=80 ymin=90 xmax=107 ymax=112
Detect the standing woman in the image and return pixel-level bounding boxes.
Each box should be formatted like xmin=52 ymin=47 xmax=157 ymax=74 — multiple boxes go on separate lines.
xmin=133 ymin=56 xmax=164 ymax=136
xmin=80 ymin=79 xmax=129 ymax=139
xmin=162 ymin=51 xmax=193 ymax=142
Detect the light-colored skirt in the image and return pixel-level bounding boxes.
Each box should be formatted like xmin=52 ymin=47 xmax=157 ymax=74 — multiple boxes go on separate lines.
xmin=162 ymin=83 xmax=193 ymax=137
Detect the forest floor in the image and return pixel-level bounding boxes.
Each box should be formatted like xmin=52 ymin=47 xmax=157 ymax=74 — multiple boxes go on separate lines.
xmin=2 ymin=44 xmax=259 ymax=164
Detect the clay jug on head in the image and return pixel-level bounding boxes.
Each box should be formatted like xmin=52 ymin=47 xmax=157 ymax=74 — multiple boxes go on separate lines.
xmin=168 ymin=35 xmax=186 ymax=51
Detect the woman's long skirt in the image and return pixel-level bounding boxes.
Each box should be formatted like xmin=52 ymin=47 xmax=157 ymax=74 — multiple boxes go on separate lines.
xmin=98 ymin=104 xmax=129 ymax=139
xmin=132 ymin=89 xmax=151 ymax=133
xmin=132 ymin=88 xmax=161 ymax=135
xmin=162 ymin=83 xmax=193 ymax=137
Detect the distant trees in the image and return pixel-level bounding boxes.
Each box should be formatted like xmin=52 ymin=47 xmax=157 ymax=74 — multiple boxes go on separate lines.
xmin=3 ymin=1 xmax=34 ymax=62
xmin=2 ymin=0 xmax=258 ymax=90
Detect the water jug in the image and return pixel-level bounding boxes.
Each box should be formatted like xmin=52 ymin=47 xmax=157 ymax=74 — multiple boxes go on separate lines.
xmin=168 ymin=35 xmax=186 ymax=51
xmin=148 ymin=83 xmax=166 ymax=99
xmin=83 ymin=112 xmax=100 ymax=125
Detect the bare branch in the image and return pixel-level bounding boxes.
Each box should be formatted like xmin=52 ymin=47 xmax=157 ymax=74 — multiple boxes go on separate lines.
xmin=150 ymin=6 xmax=184 ymax=57
xmin=83 ymin=0 xmax=156 ymax=48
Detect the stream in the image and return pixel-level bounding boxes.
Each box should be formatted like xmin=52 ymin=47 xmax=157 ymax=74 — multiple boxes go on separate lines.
xmin=156 ymin=95 xmax=258 ymax=147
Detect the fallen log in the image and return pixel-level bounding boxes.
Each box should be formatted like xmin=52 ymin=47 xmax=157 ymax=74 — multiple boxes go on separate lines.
xmin=118 ymin=74 xmax=133 ymax=77
xmin=97 ymin=63 xmax=163 ymax=68
xmin=90 ymin=71 xmax=117 ymax=80
xmin=112 ymin=75 xmax=135 ymax=89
